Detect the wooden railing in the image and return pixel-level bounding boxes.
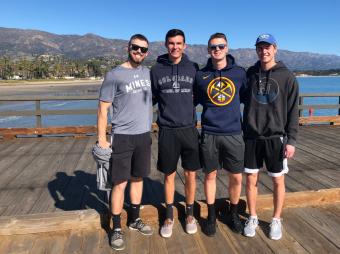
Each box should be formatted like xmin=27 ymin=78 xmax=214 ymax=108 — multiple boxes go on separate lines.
xmin=298 ymin=93 xmax=340 ymax=125
xmin=0 ymin=93 xmax=340 ymax=138
xmin=0 ymin=95 xmax=97 ymax=128
xmin=0 ymin=95 xmax=98 ymax=138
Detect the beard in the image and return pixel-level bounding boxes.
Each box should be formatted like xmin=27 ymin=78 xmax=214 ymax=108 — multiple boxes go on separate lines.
xmin=128 ymin=51 xmax=144 ymax=65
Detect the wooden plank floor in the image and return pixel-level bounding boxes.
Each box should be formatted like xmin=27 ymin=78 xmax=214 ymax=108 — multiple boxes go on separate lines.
xmin=0 ymin=203 xmax=339 ymax=254
xmin=0 ymin=125 xmax=340 ymax=216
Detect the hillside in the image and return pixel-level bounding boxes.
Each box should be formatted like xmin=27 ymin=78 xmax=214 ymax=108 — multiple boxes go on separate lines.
xmin=1 ymin=27 xmax=340 ymax=70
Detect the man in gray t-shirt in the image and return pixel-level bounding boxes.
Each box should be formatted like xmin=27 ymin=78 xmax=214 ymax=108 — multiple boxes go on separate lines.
xmin=97 ymin=34 xmax=153 ymax=251
xmin=99 ymin=65 xmax=152 ymax=134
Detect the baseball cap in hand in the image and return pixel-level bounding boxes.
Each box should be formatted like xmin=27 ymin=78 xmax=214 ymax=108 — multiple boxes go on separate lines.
xmin=255 ymin=34 xmax=277 ymax=46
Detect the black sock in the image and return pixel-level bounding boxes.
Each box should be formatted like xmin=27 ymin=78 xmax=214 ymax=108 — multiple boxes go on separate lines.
xmin=207 ymin=203 xmax=216 ymax=222
xmin=130 ymin=203 xmax=140 ymax=222
xmin=230 ymin=203 xmax=238 ymax=214
xmin=166 ymin=203 xmax=173 ymax=220
xmin=186 ymin=203 xmax=194 ymax=217
xmin=112 ymin=214 xmax=121 ymax=230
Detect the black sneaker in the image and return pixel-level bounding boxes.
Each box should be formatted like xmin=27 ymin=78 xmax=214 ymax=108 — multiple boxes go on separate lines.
xmin=128 ymin=218 xmax=153 ymax=235
xmin=110 ymin=228 xmax=125 ymax=251
xmin=227 ymin=213 xmax=243 ymax=234
xmin=204 ymin=219 xmax=216 ymax=237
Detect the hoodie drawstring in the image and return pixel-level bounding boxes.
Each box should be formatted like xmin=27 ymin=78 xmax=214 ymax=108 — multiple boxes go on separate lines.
xmin=258 ymin=68 xmax=272 ymax=95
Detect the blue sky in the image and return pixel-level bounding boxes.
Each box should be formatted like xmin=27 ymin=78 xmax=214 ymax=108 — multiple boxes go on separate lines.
xmin=1 ymin=0 xmax=339 ymax=56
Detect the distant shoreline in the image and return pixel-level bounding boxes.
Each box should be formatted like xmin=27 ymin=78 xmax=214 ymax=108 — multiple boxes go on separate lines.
xmin=0 ymin=79 xmax=102 ymax=87
xmin=296 ymin=75 xmax=340 ymax=78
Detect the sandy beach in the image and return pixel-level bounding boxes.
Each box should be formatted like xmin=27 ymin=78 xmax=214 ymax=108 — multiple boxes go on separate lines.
xmin=0 ymin=80 xmax=102 ymax=98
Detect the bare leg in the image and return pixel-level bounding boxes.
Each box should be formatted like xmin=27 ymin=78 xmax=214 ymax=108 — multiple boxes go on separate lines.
xmin=184 ymin=170 xmax=196 ymax=205
xmin=164 ymin=171 xmax=176 ymax=204
xmin=272 ymin=175 xmax=285 ymax=219
xmin=130 ymin=177 xmax=143 ymax=205
xmin=246 ymin=173 xmax=259 ymax=216
xmin=111 ymin=180 xmax=128 ymax=215
xmin=228 ymin=172 xmax=242 ymax=204
xmin=204 ymin=170 xmax=217 ymax=204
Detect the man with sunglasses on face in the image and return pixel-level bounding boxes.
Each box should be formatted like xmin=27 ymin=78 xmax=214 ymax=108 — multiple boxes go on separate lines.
xmin=97 ymin=34 xmax=153 ymax=251
xmin=242 ymin=34 xmax=299 ymax=240
xmin=194 ymin=33 xmax=246 ymax=236
xmin=151 ymin=29 xmax=201 ymax=238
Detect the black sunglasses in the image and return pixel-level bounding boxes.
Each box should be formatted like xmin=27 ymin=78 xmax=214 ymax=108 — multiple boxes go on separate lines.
xmin=209 ymin=44 xmax=226 ymax=51
xmin=130 ymin=44 xmax=148 ymax=53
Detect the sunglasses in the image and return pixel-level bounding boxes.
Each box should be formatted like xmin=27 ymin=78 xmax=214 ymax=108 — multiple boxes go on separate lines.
xmin=209 ymin=44 xmax=226 ymax=51
xmin=130 ymin=44 xmax=148 ymax=53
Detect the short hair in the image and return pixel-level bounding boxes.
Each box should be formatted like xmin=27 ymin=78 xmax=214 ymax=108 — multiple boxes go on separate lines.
xmin=128 ymin=34 xmax=149 ymax=47
xmin=165 ymin=29 xmax=186 ymax=43
xmin=208 ymin=33 xmax=228 ymax=46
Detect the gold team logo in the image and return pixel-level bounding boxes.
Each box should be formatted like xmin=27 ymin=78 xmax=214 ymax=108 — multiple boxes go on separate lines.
xmin=207 ymin=77 xmax=235 ymax=106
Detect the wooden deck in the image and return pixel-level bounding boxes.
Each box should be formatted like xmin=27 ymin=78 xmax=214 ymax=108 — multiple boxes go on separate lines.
xmin=0 ymin=125 xmax=340 ymax=253
xmin=0 ymin=204 xmax=339 ymax=253
xmin=1 ymin=125 xmax=340 ymax=216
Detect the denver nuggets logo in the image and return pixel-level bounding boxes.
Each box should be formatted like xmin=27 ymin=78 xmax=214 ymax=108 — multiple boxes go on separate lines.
xmin=207 ymin=77 xmax=235 ymax=106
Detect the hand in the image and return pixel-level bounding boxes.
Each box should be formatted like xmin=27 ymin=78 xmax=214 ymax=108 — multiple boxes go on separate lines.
xmin=285 ymin=144 xmax=295 ymax=159
xmin=98 ymin=140 xmax=110 ymax=149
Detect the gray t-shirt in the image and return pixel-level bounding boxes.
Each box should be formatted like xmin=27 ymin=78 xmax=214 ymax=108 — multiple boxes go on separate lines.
xmin=99 ymin=65 xmax=152 ymax=135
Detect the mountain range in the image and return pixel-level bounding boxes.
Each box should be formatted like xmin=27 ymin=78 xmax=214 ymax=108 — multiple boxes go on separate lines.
xmin=1 ymin=27 xmax=340 ymax=70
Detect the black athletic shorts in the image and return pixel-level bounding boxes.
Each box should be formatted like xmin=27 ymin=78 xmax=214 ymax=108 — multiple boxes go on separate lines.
xmin=200 ymin=133 xmax=244 ymax=174
xmin=157 ymin=127 xmax=201 ymax=174
xmin=244 ymin=137 xmax=289 ymax=177
xmin=110 ymin=132 xmax=151 ymax=182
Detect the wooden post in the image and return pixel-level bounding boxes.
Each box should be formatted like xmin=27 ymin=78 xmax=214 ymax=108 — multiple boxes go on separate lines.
xmin=35 ymin=100 xmax=42 ymax=128
xmin=299 ymin=96 xmax=304 ymax=117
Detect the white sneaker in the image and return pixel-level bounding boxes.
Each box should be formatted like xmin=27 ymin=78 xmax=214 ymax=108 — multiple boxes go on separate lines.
xmin=269 ymin=218 xmax=282 ymax=240
xmin=160 ymin=218 xmax=174 ymax=238
xmin=185 ymin=216 xmax=198 ymax=234
xmin=244 ymin=216 xmax=259 ymax=237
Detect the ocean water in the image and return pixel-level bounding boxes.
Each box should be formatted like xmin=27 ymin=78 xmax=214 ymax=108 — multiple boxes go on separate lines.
xmin=298 ymin=76 xmax=340 ymax=116
xmin=1 ymin=76 xmax=340 ymax=128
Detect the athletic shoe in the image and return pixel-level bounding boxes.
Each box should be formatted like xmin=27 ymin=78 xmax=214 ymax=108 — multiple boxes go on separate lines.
xmin=160 ymin=218 xmax=174 ymax=238
xmin=227 ymin=213 xmax=243 ymax=234
xmin=128 ymin=218 xmax=153 ymax=236
xmin=244 ymin=217 xmax=259 ymax=237
xmin=110 ymin=228 xmax=125 ymax=251
xmin=185 ymin=216 xmax=198 ymax=234
xmin=204 ymin=219 xmax=216 ymax=237
xmin=269 ymin=218 xmax=282 ymax=240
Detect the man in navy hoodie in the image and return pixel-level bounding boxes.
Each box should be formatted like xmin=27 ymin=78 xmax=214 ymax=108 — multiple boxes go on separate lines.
xmin=151 ymin=29 xmax=201 ymax=238
xmin=195 ymin=33 xmax=246 ymax=236
xmin=242 ymin=34 xmax=299 ymax=240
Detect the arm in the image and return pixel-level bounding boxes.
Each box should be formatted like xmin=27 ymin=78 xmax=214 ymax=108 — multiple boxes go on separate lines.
xmin=193 ymin=72 xmax=202 ymax=107
xmin=285 ymin=76 xmax=299 ymax=158
xmin=150 ymin=68 xmax=159 ymax=106
xmin=239 ymin=69 xmax=248 ymax=104
xmin=97 ymin=101 xmax=111 ymax=149
xmin=97 ymin=70 xmax=115 ymax=148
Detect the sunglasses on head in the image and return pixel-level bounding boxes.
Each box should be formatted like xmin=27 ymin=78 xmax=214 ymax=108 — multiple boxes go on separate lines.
xmin=209 ymin=44 xmax=226 ymax=51
xmin=130 ymin=44 xmax=148 ymax=53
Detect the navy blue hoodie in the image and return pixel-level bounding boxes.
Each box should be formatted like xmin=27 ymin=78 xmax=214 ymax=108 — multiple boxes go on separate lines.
xmin=195 ymin=55 xmax=246 ymax=135
xmin=242 ymin=61 xmax=299 ymax=145
xmin=151 ymin=53 xmax=199 ymax=128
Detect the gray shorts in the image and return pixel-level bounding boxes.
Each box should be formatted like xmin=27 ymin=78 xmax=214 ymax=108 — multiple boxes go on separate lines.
xmin=200 ymin=133 xmax=245 ymax=174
